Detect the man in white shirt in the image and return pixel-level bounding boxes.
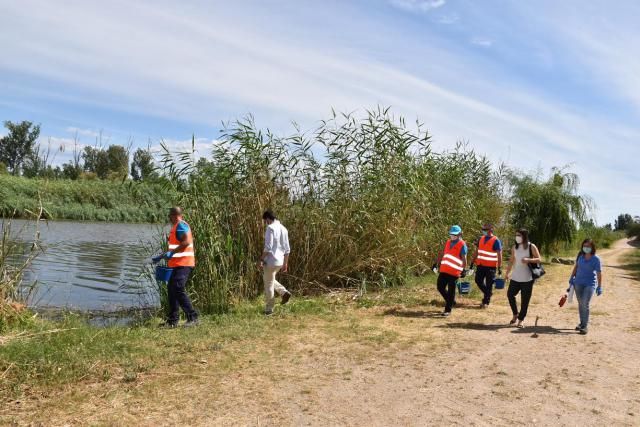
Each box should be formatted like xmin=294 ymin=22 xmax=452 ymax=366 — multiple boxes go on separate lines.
xmin=257 ymin=210 xmax=292 ymax=315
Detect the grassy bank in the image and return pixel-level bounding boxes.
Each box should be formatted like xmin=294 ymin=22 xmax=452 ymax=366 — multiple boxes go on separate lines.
xmin=0 ymin=261 xmax=563 ymax=423
xmin=0 ymin=175 xmax=176 ymax=223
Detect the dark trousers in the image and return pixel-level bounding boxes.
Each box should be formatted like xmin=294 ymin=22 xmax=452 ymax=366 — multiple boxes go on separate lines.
xmin=507 ymin=280 xmax=534 ymax=321
xmin=475 ymin=265 xmax=496 ymax=305
xmin=167 ymin=266 xmax=198 ymax=324
xmin=437 ymin=272 xmax=458 ymax=313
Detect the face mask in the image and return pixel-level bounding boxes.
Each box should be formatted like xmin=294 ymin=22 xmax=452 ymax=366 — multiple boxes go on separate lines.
xmin=583 ymin=247 xmax=592 ymax=254
xmin=515 ymin=236 xmax=523 ymax=244
xmin=482 ymin=230 xmax=489 ymax=236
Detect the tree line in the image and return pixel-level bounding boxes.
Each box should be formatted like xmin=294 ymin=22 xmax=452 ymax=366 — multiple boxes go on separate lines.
xmin=0 ymin=120 xmax=157 ymax=182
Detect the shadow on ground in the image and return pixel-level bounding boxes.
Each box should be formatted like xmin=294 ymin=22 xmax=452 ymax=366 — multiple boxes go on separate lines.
xmin=511 ymin=325 xmax=575 ymax=336
xmin=382 ymin=307 xmax=445 ymax=318
xmin=436 ymin=322 xmax=512 ymax=331
xmin=436 ymin=322 xmax=577 ymax=336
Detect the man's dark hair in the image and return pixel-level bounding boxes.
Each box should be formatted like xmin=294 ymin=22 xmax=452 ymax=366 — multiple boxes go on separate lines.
xmin=169 ymin=206 xmax=183 ymax=216
xmin=262 ymin=210 xmax=276 ymax=221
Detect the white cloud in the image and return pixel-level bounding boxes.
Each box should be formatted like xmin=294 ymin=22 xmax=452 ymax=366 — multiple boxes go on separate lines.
xmin=389 ymin=0 xmax=446 ymax=13
xmin=471 ymin=37 xmax=493 ymax=47
xmin=65 ymin=127 xmax=101 ymax=138
xmin=436 ymin=13 xmax=459 ymax=24
xmin=0 ymin=0 xmax=638 ymax=223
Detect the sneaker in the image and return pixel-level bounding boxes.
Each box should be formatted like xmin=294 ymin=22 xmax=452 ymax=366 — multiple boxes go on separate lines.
xmin=281 ymin=291 xmax=292 ymax=305
xmin=575 ymin=325 xmax=582 ymax=331
xmin=264 ymin=310 xmax=273 ymax=316
xmin=579 ymin=328 xmax=588 ymax=335
xmin=183 ymin=319 xmax=200 ymax=328
xmin=480 ymin=303 xmax=488 ymax=309
xmin=442 ymin=311 xmax=451 ymax=317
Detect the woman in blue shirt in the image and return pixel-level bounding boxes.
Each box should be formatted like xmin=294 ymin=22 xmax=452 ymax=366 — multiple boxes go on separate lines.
xmin=567 ymin=239 xmax=603 ymax=335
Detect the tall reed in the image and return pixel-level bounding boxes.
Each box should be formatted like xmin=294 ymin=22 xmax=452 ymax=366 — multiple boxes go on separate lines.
xmin=0 ymin=218 xmax=41 ymax=331
xmin=161 ymin=108 xmax=506 ymax=314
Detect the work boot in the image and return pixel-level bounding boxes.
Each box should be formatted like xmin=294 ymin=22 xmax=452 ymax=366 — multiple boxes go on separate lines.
xmin=281 ymin=291 xmax=292 ymax=305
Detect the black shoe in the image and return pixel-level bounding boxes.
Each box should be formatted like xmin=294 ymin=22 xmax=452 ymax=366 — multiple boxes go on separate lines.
xmin=579 ymin=328 xmax=588 ymax=335
xmin=281 ymin=291 xmax=292 ymax=305
xmin=575 ymin=325 xmax=582 ymax=331
xmin=264 ymin=310 xmax=273 ymax=316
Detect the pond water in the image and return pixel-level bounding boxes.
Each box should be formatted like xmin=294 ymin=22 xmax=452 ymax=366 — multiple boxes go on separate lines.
xmin=3 ymin=219 xmax=165 ymax=312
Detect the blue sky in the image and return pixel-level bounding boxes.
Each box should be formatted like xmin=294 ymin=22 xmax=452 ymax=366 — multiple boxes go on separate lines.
xmin=1 ymin=0 xmax=638 ymax=224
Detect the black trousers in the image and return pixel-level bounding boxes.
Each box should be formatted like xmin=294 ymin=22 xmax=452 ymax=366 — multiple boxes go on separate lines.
xmin=475 ymin=265 xmax=496 ymax=305
xmin=167 ymin=266 xmax=198 ymax=324
xmin=437 ymin=272 xmax=458 ymax=313
xmin=507 ymin=280 xmax=534 ymax=321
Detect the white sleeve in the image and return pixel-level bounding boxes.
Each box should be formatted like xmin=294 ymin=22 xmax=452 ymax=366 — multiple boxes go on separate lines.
xmin=264 ymin=227 xmax=274 ymax=253
xmin=282 ymin=228 xmax=290 ymax=255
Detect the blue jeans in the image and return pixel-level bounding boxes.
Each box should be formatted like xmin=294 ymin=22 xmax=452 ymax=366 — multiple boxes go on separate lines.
xmin=574 ymin=284 xmax=594 ymax=328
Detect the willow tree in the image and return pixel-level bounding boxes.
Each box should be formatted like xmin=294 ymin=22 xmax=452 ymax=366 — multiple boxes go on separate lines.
xmin=508 ymin=167 xmax=590 ymax=253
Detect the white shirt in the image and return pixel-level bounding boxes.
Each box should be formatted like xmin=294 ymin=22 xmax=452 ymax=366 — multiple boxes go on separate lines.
xmin=511 ymin=244 xmax=534 ymax=282
xmin=263 ymin=220 xmax=290 ymax=267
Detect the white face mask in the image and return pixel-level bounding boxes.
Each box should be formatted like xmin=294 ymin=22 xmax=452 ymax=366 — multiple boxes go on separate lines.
xmin=515 ymin=236 xmax=523 ymax=244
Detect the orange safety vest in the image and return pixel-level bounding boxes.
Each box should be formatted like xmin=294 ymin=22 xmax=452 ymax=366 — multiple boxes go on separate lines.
xmin=476 ymin=235 xmax=499 ymax=267
xmin=440 ymin=239 xmax=466 ymax=278
xmin=168 ymin=221 xmax=195 ymax=268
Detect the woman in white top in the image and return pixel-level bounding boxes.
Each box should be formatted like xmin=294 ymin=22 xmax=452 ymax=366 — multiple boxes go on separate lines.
xmin=504 ymin=228 xmax=542 ymax=328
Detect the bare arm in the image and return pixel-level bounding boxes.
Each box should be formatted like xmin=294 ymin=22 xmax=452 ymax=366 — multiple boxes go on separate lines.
xmin=524 ymin=244 xmax=542 ymax=264
xmin=505 ymin=246 xmax=515 ymax=279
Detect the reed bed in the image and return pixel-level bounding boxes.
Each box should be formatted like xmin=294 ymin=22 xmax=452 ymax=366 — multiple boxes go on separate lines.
xmin=161 ymin=108 xmax=506 ymax=314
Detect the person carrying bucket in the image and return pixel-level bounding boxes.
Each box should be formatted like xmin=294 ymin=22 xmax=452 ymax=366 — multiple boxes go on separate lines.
xmin=470 ymin=223 xmax=503 ymax=309
xmin=159 ymin=206 xmax=198 ymax=328
xmin=434 ymin=225 xmax=468 ymax=317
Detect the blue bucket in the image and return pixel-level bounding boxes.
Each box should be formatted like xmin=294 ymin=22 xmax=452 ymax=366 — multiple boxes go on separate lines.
xmin=458 ymin=281 xmax=471 ymax=295
xmin=155 ymin=266 xmax=173 ymax=282
xmin=495 ymin=278 xmax=505 ymax=290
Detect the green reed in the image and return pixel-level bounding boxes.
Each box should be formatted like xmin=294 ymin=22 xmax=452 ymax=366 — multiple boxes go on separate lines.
xmin=160 ymin=108 xmax=506 ymax=314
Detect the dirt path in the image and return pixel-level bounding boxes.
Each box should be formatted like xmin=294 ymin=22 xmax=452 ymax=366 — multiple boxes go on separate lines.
xmin=229 ymin=239 xmax=640 ymax=426
xmin=5 ymin=240 xmax=639 ymax=426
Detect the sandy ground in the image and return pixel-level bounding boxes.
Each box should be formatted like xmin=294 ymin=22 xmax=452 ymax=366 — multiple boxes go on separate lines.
xmin=4 ymin=239 xmax=639 ymax=426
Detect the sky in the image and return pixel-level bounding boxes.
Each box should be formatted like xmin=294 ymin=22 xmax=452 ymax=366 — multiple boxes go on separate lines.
xmin=1 ymin=0 xmax=638 ymax=224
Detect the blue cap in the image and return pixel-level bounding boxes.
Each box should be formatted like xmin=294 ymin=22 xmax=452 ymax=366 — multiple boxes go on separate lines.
xmin=449 ymin=225 xmax=462 ymax=235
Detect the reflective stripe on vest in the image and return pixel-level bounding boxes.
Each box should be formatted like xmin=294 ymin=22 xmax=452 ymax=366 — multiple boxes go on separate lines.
xmin=440 ymin=239 xmax=465 ymax=278
xmin=168 ymin=221 xmax=195 ymax=268
xmin=476 ymin=236 xmax=498 ymax=267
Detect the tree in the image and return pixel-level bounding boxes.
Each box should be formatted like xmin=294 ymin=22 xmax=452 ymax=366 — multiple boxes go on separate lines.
xmin=106 ymin=145 xmax=129 ymax=179
xmin=131 ymin=147 xmax=156 ymax=181
xmin=509 ymin=167 xmax=590 ymax=252
xmin=615 ymin=213 xmax=634 ymax=231
xmin=22 ymin=139 xmax=54 ymax=178
xmin=83 ymin=146 xmax=110 ymax=178
xmin=0 ymin=120 xmax=41 ymax=175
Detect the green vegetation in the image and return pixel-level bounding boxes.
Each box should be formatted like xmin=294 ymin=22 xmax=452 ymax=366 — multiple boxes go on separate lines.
xmin=0 ymin=219 xmax=41 ymax=332
xmin=0 ymin=174 xmax=176 ymax=223
xmin=507 ymin=167 xmax=591 ymax=253
xmin=0 ymin=296 xmax=330 ymax=397
xmin=161 ymin=108 xmax=506 ymax=314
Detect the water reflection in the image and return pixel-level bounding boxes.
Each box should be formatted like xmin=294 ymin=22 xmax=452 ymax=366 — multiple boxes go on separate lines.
xmin=3 ymin=219 xmax=164 ymax=311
